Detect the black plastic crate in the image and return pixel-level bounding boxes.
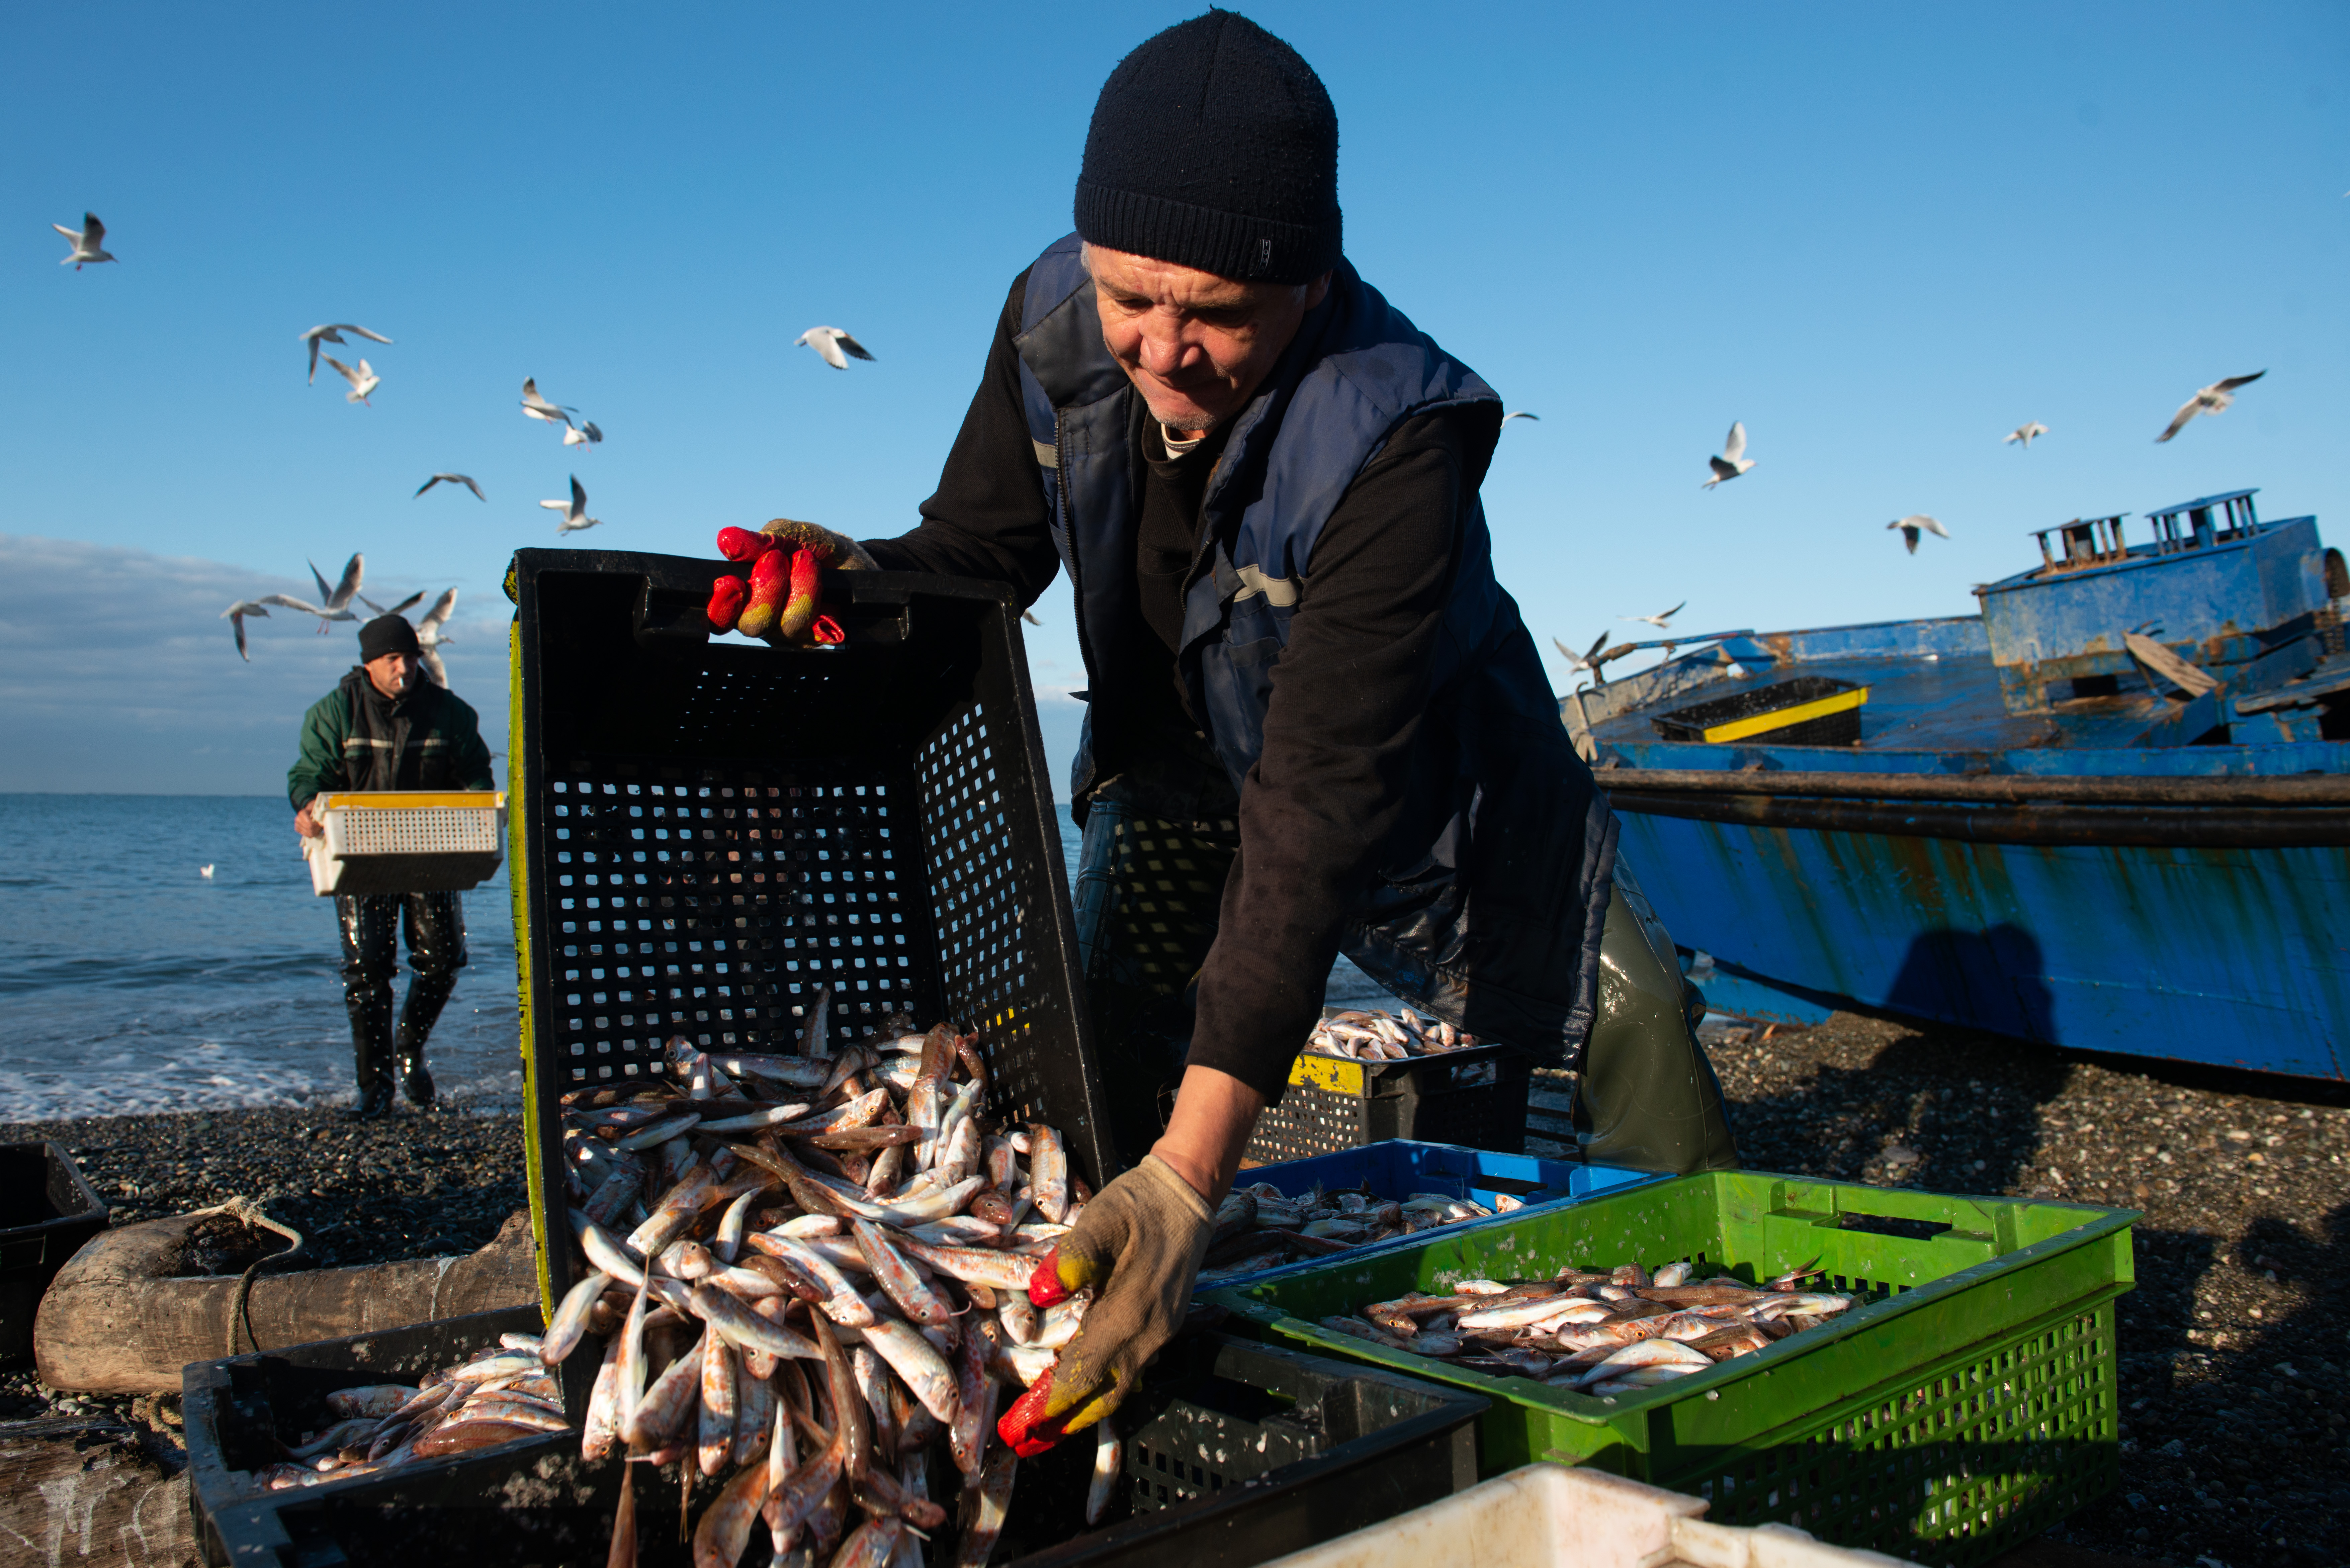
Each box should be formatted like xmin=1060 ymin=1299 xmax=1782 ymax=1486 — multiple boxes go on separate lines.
xmin=194 ymin=1330 xmax=1483 ymax=1568
xmin=183 ymin=1304 xmax=555 ymax=1567
xmin=1650 ymin=674 xmax=1867 ymax=746
xmin=0 ymin=1139 xmax=109 ymax=1367
xmin=1242 ymin=1044 xmax=1534 ymax=1164
xmin=505 ymin=550 xmax=1113 ymax=1309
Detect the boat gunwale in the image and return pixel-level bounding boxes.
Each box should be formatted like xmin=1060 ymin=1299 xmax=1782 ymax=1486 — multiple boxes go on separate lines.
xmin=1595 ymin=767 xmax=2350 ymax=806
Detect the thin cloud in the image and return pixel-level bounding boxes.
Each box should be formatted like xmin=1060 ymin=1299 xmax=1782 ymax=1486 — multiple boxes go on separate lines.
xmin=0 ymin=535 xmax=509 ymax=794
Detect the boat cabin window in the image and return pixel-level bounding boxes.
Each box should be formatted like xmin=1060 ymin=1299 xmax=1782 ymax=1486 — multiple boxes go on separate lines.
xmin=2148 ymin=489 xmax=2260 ymax=553
xmin=2030 ymin=514 xmax=2128 ymax=575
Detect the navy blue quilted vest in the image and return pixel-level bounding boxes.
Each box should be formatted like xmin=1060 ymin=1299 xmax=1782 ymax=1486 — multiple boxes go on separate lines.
xmin=1013 ymin=234 xmax=1618 ymax=1058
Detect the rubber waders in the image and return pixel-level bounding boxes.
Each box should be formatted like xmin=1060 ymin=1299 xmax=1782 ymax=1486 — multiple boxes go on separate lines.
xmin=1569 ymin=862 xmax=1741 ymax=1174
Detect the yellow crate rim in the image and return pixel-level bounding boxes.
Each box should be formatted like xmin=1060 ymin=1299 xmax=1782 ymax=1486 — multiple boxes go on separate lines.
xmin=317 ymin=791 xmax=507 ymax=811
xmin=1290 ymin=1053 xmax=1367 ymax=1097
xmin=1700 ymin=687 xmax=1867 ymax=745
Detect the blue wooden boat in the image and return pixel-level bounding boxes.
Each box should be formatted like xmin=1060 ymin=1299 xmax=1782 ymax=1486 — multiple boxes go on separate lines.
xmin=1564 ymin=488 xmax=2350 ymax=1079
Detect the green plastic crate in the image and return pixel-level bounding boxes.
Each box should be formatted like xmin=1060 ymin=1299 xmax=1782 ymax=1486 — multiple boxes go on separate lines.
xmin=1199 ymin=1170 xmax=2136 ymax=1568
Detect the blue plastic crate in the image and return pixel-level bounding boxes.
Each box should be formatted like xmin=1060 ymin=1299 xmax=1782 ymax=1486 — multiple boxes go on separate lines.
xmin=1201 ymin=1141 xmax=1662 ymax=1290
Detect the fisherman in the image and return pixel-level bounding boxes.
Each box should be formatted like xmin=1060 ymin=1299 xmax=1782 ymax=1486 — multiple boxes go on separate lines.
xmin=287 ymin=614 xmax=495 ymax=1118
xmin=842 ymin=12 xmax=1738 ymax=1444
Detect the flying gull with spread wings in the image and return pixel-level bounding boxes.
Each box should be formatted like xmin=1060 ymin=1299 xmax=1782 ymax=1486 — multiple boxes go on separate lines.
xmin=796 ymin=327 xmax=877 ymax=370
xmin=2004 ymin=421 xmax=2049 ymax=449
xmin=53 ymin=213 xmax=115 ymax=269
xmin=1702 ymin=422 xmax=1753 ymax=488
xmin=416 ymin=473 xmax=486 ymax=501
xmin=541 ymin=476 xmax=603 ymax=534
xmin=1888 ymin=515 xmax=1950 ymax=554
xmin=299 ymin=324 xmax=392 ymax=384
xmin=2156 ymin=372 xmax=2265 ymax=443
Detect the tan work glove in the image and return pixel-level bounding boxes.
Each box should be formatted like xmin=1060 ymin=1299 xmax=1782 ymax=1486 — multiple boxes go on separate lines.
xmin=997 ymin=1155 xmax=1213 ymax=1451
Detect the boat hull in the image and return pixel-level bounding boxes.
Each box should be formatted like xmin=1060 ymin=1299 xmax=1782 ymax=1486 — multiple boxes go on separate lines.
xmin=1618 ymin=809 xmax=2349 ymax=1079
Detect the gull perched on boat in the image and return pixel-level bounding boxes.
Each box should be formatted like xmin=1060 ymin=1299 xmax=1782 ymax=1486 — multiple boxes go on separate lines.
xmin=415 ymin=588 xmax=459 ymax=686
xmin=416 ymin=473 xmax=486 ymax=501
xmin=221 ymin=599 xmax=272 ymax=660
xmin=520 ymin=377 xmax=577 ymax=427
xmin=1619 ymin=601 xmax=1685 ymax=630
xmin=1888 ymin=515 xmax=1951 ymax=554
xmin=320 ymin=355 xmax=379 ymax=405
xmin=261 ymin=554 xmax=366 ymax=632
xmin=563 ymin=420 xmax=604 ymax=448
xmin=541 ymin=475 xmax=602 ymax=533
xmin=1702 ymin=422 xmax=1753 ymax=488
xmin=2156 ymin=371 xmax=2265 ymax=443
xmin=52 ymin=213 xmax=115 ymax=269
xmin=298 ymin=324 xmax=392 ymax=384
xmin=795 ymin=327 xmax=876 ymax=370
xmin=2004 ymin=421 xmax=2049 ymax=449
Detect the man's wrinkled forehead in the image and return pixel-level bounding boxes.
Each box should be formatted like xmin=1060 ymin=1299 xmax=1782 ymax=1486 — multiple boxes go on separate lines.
xmin=1082 ymin=242 xmax=1291 ymax=311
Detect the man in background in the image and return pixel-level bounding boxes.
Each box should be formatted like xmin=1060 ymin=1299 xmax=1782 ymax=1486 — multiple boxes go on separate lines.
xmin=288 ymin=615 xmax=495 ymax=1118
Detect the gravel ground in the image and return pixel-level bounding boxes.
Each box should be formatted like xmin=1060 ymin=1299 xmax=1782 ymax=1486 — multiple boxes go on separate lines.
xmin=0 ymin=1102 xmax=525 ymax=1432
xmin=1675 ymin=1010 xmax=2349 ymax=1568
xmin=4 ymin=1016 xmax=2344 ymax=1568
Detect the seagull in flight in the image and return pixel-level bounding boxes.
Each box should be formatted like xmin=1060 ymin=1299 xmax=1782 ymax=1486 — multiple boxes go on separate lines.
xmin=2156 ymin=371 xmax=2266 ymax=443
xmin=563 ymin=420 xmax=604 ymax=448
xmin=1619 ymin=601 xmax=1686 ymax=630
xmin=53 ymin=213 xmax=115 ymax=269
xmin=1888 ymin=515 xmax=1950 ymax=554
xmin=1702 ymin=422 xmax=1753 ymax=488
xmin=521 ymin=377 xmax=577 ymax=427
xmin=415 ymin=588 xmax=459 ymax=686
xmin=416 ymin=473 xmax=486 ymax=501
xmin=299 ymin=324 xmax=392 ymax=384
xmin=260 ymin=554 xmax=367 ymax=632
xmin=796 ymin=327 xmax=876 ymax=370
xmin=1022 ymin=609 xmax=1042 ymax=626
xmin=320 ymin=355 xmax=379 ymax=405
xmin=200 ymin=864 xmax=214 ymax=879
xmin=2004 ymin=421 xmax=2049 ymax=449
xmin=541 ymin=475 xmax=603 ymax=533
xmin=1553 ymin=630 xmax=1610 ymax=673
xmin=221 ymin=599 xmax=272 ymax=660
xmin=358 ymin=589 xmax=425 ymax=617
xmin=1501 ymin=411 xmax=1540 ymax=428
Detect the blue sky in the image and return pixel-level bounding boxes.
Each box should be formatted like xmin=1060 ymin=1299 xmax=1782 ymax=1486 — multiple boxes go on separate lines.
xmin=3 ymin=3 xmax=2343 ymax=794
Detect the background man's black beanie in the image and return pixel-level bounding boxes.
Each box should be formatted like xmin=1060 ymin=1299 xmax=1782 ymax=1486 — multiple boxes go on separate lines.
xmin=358 ymin=615 xmax=422 ymax=660
xmin=1075 ymin=9 xmax=1341 ymax=285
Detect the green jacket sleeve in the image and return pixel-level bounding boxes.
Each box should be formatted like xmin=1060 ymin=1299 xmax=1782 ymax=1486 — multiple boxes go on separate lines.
xmin=288 ymin=688 xmax=352 ymax=811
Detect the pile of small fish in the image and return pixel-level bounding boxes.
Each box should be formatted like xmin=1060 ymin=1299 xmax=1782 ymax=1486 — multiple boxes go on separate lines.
xmin=1304 ymin=1007 xmax=1480 ymax=1062
xmin=1195 ymin=1183 xmax=1519 ymax=1285
xmin=544 ymin=1000 xmax=1108 ymax=1566
xmin=255 ymin=1333 xmax=569 ymax=1489
xmin=1321 ymin=1258 xmax=1855 ymax=1397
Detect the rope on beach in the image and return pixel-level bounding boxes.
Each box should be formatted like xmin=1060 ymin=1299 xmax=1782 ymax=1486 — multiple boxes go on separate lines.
xmin=183 ymin=1195 xmax=306 ymax=1357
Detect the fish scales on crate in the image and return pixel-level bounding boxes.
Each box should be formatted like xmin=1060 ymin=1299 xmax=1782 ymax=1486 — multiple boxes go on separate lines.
xmin=1562 ymin=486 xmax=2350 ymax=1078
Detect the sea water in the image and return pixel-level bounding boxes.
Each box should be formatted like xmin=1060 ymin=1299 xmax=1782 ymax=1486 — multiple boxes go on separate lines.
xmin=0 ymin=795 xmax=1388 ymax=1121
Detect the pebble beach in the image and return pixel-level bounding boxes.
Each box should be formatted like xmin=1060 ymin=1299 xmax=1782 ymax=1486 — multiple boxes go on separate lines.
xmin=6 ymin=1008 xmax=2345 ymax=1566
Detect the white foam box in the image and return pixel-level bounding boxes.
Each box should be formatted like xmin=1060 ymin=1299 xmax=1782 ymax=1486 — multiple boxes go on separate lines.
xmin=302 ymin=790 xmax=506 ymax=896
xmin=1259 ymin=1464 xmax=1920 ymax=1568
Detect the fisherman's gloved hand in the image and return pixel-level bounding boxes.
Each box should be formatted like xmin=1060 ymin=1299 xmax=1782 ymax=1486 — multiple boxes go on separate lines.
xmin=998 ymin=1154 xmax=1213 ymax=1453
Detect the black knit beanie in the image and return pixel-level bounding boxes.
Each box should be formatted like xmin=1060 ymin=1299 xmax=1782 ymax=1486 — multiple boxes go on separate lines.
xmin=1075 ymin=10 xmax=1341 ymax=285
xmin=358 ymin=615 xmax=421 ymax=660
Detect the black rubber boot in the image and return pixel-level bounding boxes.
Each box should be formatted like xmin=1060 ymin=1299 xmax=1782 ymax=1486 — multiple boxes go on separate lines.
xmin=345 ymin=987 xmax=395 ymax=1121
xmin=1569 ymin=864 xmax=1741 ymax=1175
xmin=394 ymin=969 xmax=456 ymax=1108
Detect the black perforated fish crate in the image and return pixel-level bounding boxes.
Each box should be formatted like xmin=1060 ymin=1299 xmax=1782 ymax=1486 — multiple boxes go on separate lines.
xmin=0 ymin=1140 xmax=108 ymax=1368
xmin=182 ymin=1305 xmax=566 ymax=1567
xmin=1242 ymin=1042 xmax=1535 ymax=1164
xmin=505 ymin=549 xmax=1113 ymax=1310
xmin=1649 ymin=675 xmax=1868 ymax=747
xmin=194 ymin=1329 xmax=1481 ymax=1568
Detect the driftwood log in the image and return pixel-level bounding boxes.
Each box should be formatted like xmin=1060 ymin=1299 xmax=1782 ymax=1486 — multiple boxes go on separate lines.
xmin=0 ymin=1416 xmax=197 ymax=1568
xmin=35 ymin=1210 xmax=537 ymax=1395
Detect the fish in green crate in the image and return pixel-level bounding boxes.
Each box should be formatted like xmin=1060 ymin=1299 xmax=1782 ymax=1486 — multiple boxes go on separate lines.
xmin=1319 ymin=1256 xmax=1852 ymax=1395
xmin=1195 ymin=1179 xmax=1520 ymax=1283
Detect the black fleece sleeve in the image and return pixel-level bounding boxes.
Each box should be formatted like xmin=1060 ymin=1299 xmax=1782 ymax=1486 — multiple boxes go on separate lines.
xmin=861 ymin=272 xmax=1062 ymax=606
xmin=1186 ymin=406 xmax=1499 ymax=1101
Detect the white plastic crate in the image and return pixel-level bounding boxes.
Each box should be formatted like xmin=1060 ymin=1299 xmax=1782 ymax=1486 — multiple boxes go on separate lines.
xmin=1259 ymin=1464 xmax=1920 ymax=1568
xmin=300 ymin=791 xmax=506 ymax=896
